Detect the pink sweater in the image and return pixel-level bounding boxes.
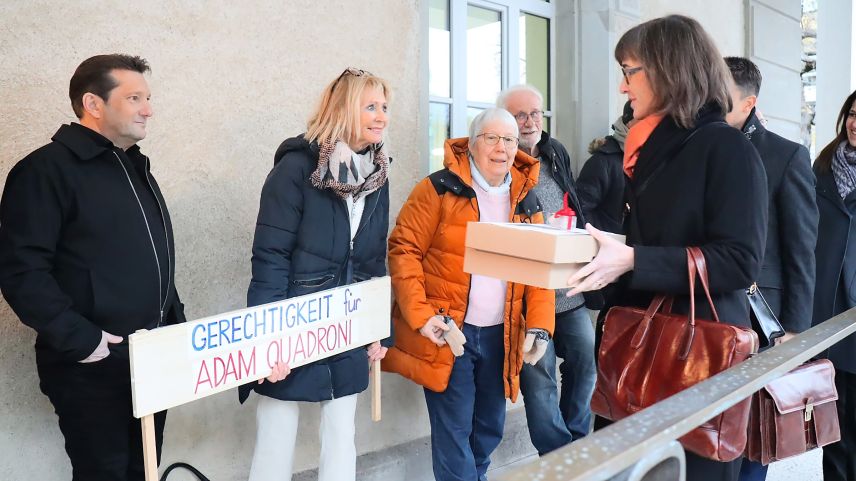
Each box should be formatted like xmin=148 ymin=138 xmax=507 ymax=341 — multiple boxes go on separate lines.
xmin=464 ymin=184 xmax=510 ymax=327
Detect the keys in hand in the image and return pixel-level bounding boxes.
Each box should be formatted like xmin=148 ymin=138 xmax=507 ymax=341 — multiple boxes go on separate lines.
xmin=440 ymin=316 xmax=466 ymax=357
xmin=522 ymin=328 xmax=549 ymax=365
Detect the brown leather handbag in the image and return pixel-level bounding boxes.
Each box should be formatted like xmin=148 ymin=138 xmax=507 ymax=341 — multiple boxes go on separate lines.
xmin=745 ymin=359 xmax=840 ymax=465
xmin=591 ymin=247 xmax=759 ymax=461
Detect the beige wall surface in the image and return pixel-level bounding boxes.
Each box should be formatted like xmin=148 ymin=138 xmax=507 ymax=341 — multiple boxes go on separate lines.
xmin=0 ymin=1 xmax=425 ymax=479
xmin=641 ymin=0 xmax=745 ymax=56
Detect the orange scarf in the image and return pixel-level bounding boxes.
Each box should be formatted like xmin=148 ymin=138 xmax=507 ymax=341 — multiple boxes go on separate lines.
xmin=623 ymin=114 xmax=664 ymax=179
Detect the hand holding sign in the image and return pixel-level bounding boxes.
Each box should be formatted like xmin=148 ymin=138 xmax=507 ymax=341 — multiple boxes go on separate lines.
xmin=367 ymin=341 xmax=387 ymax=363
xmin=260 ymin=361 xmax=291 ymax=384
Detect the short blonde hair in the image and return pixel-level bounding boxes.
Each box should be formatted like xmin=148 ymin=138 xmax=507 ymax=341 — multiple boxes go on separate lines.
xmin=306 ymin=68 xmax=391 ymax=146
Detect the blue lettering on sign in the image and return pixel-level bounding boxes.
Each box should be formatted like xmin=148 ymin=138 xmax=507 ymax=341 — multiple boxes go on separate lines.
xmin=343 ymin=289 xmax=362 ymax=314
xmin=189 ymin=292 xmax=338 ymax=351
xmin=191 ymin=324 xmax=206 ymax=351
xmin=207 ymin=320 xmax=220 ymax=348
xmin=243 ymin=313 xmax=254 ymax=340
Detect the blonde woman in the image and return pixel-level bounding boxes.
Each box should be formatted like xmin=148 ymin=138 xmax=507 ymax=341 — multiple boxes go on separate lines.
xmin=240 ymin=68 xmax=392 ymax=481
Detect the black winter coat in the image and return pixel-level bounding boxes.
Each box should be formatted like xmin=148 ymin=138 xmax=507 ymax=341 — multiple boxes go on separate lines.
xmin=741 ymin=110 xmax=817 ymax=332
xmin=239 ymin=135 xmax=390 ymax=403
xmin=576 ymin=136 xmax=626 ymax=234
xmin=607 ymin=107 xmax=768 ymax=329
xmin=812 ymin=166 xmax=856 ymax=373
xmin=0 ymin=123 xmax=185 ymax=366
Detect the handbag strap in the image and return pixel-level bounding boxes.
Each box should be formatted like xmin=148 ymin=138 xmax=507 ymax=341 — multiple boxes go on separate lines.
xmin=687 ymin=247 xmax=721 ymax=324
xmin=630 ymin=248 xmax=721 ymax=355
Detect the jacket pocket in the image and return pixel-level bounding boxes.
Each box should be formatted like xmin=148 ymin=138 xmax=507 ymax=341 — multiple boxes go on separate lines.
xmin=427 ymin=297 xmax=452 ymax=320
xmin=292 ymin=273 xmax=336 ymax=288
xmin=289 ymin=273 xmax=337 ymax=297
xmin=353 ymin=271 xmax=373 ymax=283
xmin=394 ymin=298 xmax=452 ymax=364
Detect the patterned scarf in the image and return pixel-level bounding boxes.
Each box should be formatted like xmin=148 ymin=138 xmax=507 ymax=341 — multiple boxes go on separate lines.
xmin=832 ymin=140 xmax=856 ymax=199
xmin=311 ymin=139 xmax=389 ymax=199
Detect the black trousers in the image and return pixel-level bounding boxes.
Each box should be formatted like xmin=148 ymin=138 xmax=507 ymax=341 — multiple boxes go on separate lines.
xmin=824 ymin=369 xmax=856 ymax=481
xmin=37 ymin=355 xmax=167 ymax=481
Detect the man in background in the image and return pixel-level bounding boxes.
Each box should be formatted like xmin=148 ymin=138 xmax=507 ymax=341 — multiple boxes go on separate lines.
xmin=724 ymin=56 xmax=818 ymax=481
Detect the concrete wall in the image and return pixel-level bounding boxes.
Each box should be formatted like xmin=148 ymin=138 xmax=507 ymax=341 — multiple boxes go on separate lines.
xmin=642 ymin=0 xmax=745 ymax=56
xmin=557 ymin=0 xmax=746 ymax=170
xmin=815 ymin=0 xmax=856 ymax=150
xmin=0 ymin=1 xmax=423 ymax=479
xmin=747 ymin=0 xmax=805 ymax=142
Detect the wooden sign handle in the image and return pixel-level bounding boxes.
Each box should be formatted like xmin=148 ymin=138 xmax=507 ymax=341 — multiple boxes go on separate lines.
xmin=371 ymin=359 xmax=382 ymax=422
xmin=141 ymin=414 xmax=158 ymax=481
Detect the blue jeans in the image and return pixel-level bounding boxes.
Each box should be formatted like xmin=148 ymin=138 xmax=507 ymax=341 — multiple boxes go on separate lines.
xmin=520 ymin=307 xmax=595 ymax=454
xmin=424 ymin=323 xmax=506 ymax=481
xmin=738 ymin=459 xmax=768 ymax=481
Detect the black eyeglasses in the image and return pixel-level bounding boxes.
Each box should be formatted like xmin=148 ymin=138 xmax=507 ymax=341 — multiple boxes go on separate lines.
xmin=621 ymin=65 xmax=643 ymax=83
xmin=332 ymin=67 xmax=373 ymax=90
xmin=477 ymin=133 xmax=519 ymax=148
xmin=513 ymin=110 xmax=544 ymax=123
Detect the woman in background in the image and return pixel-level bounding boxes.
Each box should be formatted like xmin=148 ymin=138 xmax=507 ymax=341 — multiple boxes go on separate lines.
xmin=812 ymin=89 xmax=856 ymax=481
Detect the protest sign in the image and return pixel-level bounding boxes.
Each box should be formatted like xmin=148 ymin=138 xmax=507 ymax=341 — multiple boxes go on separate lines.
xmin=129 ymin=276 xmax=391 ymax=418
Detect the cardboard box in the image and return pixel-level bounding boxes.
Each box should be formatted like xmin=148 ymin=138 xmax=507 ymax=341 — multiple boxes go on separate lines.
xmin=463 ymin=222 xmax=626 ymax=289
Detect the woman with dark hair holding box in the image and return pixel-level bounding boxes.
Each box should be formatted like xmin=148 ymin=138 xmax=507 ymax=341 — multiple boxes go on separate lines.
xmin=566 ymin=15 xmax=768 ymax=481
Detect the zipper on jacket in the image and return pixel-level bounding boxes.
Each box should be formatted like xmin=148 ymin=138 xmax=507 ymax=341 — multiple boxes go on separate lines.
xmin=508 ymin=178 xmax=531 ymax=389
xmin=112 ymin=151 xmax=168 ymax=327
xmin=342 ymin=191 xmax=382 ymax=283
xmin=460 ymin=172 xmax=530 ymax=392
xmin=459 ymin=197 xmax=480 ymax=325
xmin=327 ymin=364 xmax=335 ymax=399
xmin=143 ymin=155 xmax=172 ymax=324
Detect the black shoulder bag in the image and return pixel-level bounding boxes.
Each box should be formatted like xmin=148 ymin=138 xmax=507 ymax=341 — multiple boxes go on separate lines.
xmin=746 ymin=282 xmax=785 ymax=349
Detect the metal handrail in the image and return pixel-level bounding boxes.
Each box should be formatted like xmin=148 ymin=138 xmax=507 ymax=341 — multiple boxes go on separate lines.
xmin=497 ymin=307 xmax=856 ymax=481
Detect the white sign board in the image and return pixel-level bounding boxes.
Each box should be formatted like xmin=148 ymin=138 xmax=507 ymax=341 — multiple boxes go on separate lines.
xmin=129 ymin=277 xmax=391 ymax=418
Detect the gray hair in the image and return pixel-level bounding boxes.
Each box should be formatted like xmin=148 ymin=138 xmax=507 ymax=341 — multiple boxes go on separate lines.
xmin=496 ymin=84 xmax=544 ymax=109
xmin=468 ymin=108 xmax=519 ymax=149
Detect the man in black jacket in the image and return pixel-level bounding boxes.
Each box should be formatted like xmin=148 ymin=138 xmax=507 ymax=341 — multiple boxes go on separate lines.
xmin=0 ymin=54 xmax=185 ymax=481
xmin=724 ymin=57 xmax=818 ymax=481
xmin=497 ymin=85 xmax=594 ymax=454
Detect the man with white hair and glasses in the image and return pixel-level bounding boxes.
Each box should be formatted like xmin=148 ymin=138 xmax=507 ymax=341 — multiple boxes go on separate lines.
xmin=497 ymin=85 xmax=596 ymax=454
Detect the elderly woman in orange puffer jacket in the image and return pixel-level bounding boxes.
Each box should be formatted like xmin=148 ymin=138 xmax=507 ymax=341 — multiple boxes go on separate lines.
xmin=382 ymin=108 xmax=555 ymax=481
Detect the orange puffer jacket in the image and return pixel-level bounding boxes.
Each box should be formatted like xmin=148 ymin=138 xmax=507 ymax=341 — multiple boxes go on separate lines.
xmin=381 ymin=137 xmax=556 ymax=402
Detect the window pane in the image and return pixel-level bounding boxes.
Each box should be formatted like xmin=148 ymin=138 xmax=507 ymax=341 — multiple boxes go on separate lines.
xmin=467 ymin=6 xmax=502 ymax=104
xmin=429 ymin=0 xmax=450 ymax=97
xmin=467 ymin=107 xmax=485 ymax=132
xmin=429 ymin=102 xmax=451 ymax=173
xmin=519 ymin=13 xmax=550 ymax=106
